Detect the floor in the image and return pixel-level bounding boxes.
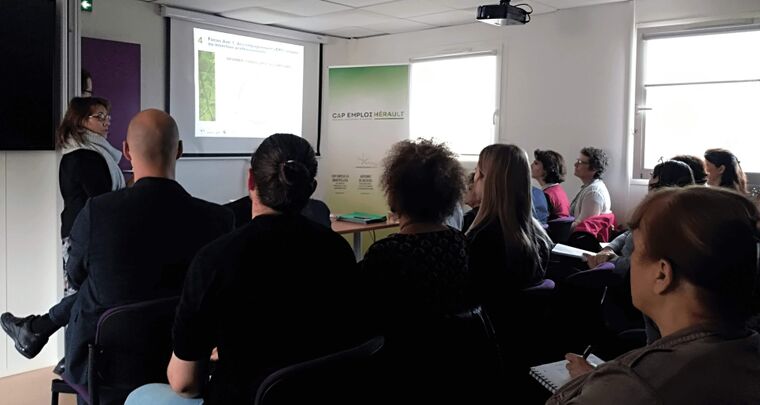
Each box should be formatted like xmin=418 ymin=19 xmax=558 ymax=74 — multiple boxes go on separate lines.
xmin=0 ymin=367 xmax=76 ymax=405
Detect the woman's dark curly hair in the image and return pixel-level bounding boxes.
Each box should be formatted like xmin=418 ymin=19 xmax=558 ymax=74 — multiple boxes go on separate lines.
xmin=533 ymin=149 xmax=566 ymax=184
xmin=581 ymin=147 xmax=609 ymax=179
xmin=381 ymin=139 xmax=465 ymax=223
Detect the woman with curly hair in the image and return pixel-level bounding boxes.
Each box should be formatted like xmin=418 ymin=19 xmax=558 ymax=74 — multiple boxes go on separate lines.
xmin=570 ymin=146 xmax=612 ymax=228
xmin=359 ymin=139 xmax=499 ymax=403
xmin=362 ymin=138 xmax=472 ymax=321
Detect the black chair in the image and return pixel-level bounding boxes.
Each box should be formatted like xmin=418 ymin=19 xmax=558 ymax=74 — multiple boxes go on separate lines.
xmin=563 ymin=263 xmax=644 ymax=357
xmin=547 ymin=216 xmax=574 ymax=244
xmin=51 ymin=296 xmax=179 ymax=405
xmin=254 ymin=336 xmax=385 ymax=405
xmin=377 ymin=306 xmax=504 ymax=404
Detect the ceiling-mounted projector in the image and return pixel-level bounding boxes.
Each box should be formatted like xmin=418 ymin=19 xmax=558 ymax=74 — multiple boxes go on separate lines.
xmin=477 ymin=0 xmax=532 ymax=26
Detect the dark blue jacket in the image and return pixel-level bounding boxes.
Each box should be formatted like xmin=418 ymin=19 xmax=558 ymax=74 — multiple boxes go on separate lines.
xmin=63 ymin=177 xmax=234 ymax=386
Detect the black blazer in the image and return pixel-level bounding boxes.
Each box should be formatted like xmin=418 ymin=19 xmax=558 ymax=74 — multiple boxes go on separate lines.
xmin=63 ymin=177 xmax=234 ymax=386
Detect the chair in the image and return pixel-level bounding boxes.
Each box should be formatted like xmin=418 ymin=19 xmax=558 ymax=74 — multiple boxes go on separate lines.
xmin=254 ymin=336 xmax=385 ymax=405
xmin=547 ymin=216 xmax=575 ymax=244
xmin=51 ymin=296 xmax=179 ymax=405
xmin=562 ymin=263 xmax=644 ymax=357
xmin=377 ymin=306 xmax=504 ymax=404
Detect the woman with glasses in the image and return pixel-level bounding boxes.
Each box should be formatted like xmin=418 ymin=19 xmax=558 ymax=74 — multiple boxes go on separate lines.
xmin=569 ymin=147 xmax=612 ymax=229
xmin=57 ymin=97 xmax=126 ymax=293
xmin=0 ymin=97 xmax=126 ymax=373
xmin=704 ymin=148 xmax=747 ymax=194
xmin=548 ymin=186 xmax=760 ymax=404
xmin=585 ymin=160 xmax=695 ymax=273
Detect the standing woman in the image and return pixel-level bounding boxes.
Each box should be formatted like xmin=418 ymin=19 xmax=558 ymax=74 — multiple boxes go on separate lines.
xmin=58 ymin=97 xmax=126 ymax=294
xmin=468 ymin=144 xmax=553 ymax=301
xmin=704 ymin=148 xmax=747 ymax=194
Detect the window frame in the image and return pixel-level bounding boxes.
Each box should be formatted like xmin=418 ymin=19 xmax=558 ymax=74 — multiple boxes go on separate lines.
xmin=409 ymin=50 xmax=501 ymax=162
xmin=633 ymin=21 xmax=760 ymax=185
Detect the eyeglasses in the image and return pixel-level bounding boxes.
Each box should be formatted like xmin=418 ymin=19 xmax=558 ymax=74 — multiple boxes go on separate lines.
xmin=575 ymin=159 xmax=590 ymax=166
xmin=89 ymin=112 xmax=111 ymax=122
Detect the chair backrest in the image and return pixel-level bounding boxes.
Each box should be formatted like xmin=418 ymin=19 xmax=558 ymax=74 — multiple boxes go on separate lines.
xmin=377 ymin=306 xmax=504 ymax=403
xmin=89 ymin=296 xmax=179 ymax=403
xmin=254 ymin=336 xmax=385 ymax=405
xmin=547 ymin=216 xmax=575 ymax=244
xmin=522 ymin=278 xmax=556 ymax=296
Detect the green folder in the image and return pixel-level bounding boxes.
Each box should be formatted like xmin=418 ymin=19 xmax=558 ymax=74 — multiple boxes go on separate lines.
xmin=337 ymin=212 xmax=387 ymax=224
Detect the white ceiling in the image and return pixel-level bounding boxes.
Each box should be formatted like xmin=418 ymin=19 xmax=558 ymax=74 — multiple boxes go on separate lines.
xmin=140 ymin=0 xmax=627 ymax=38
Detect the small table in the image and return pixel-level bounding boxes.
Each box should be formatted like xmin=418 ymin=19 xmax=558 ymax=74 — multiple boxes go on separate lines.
xmin=331 ymin=219 xmax=400 ymax=261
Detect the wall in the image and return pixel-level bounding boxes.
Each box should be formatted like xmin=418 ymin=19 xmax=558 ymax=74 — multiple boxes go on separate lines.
xmin=322 ymin=0 xmax=760 ymax=222
xmin=333 ymin=2 xmax=636 ymax=220
xmin=0 ymin=152 xmax=61 ymax=377
xmin=636 ymin=0 xmax=760 ymax=24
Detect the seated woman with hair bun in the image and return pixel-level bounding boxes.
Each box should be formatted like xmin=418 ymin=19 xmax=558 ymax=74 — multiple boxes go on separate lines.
xmin=547 ymin=186 xmax=760 ymax=404
xmin=127 ymin=133 xmax=361 ymax=405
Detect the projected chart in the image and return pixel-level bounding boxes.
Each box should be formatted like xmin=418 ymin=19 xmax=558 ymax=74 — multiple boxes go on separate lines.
xmin=193 ymin=28 xmax=304 ymax=139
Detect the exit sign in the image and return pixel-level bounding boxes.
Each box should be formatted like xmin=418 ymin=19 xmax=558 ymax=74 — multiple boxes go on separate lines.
xmin=81 ymin=0 xmax=93 ymax=12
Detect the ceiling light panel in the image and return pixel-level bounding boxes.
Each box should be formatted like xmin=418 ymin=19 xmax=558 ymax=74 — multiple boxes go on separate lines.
xmin=408 ymin=9 xmax=474 ymax=26
xmin=262 ymin=0 xmax=352 ymax=17
xmin=364 ymin=0 xmax=454 ymax=18
xmin=221 ymin=7 xmax=300 ymax=24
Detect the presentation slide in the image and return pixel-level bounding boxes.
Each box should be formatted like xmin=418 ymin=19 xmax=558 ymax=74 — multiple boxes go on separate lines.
xmin=168 ymin=15 xmax=320 ymax=156
xmin=193 ymin=28 xmax=304 ymax=139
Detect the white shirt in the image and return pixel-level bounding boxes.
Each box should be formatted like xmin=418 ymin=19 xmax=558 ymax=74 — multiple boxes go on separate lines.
xmin=569 ymin=179 xmax=611 ymax=228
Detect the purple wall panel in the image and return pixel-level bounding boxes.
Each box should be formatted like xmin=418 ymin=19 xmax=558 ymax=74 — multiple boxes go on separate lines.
xmin=81 ymin=37 xmax=140 ymax=170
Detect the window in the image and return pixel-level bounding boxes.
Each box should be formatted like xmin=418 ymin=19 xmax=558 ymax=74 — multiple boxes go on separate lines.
xmin=410 ymin=53 xmax=498 ymax=160
xmin=634 ymin=25 xmax=760 ymax=180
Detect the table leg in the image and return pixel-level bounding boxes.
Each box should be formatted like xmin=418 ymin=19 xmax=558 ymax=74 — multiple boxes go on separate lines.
xmin=353 ymin=232 xmax=363 ymax=261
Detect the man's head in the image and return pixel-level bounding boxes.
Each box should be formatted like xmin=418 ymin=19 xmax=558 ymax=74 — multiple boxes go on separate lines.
xmin=124 ymin=109 xmax=182 ymax=179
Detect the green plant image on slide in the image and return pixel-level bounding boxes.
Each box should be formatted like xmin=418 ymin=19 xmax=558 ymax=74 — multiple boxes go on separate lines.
xmin=198 ymin=50 xmax=216 ymax=121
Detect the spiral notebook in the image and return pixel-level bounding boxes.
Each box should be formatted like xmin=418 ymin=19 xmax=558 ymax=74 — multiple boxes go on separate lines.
xmin=529 ymin=354 xmax=605 ymax=393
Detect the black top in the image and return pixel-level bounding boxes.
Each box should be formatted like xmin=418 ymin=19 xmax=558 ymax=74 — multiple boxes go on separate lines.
xmin=225 ymin=196 xmax=331 ymax=229
xmin=462 ymin=206 xmax=479 ymax=233
xmin=63 ymin=177 xmax=234 ymax=386
xmin=59 ymin=149 xmax=112 ymax=238
xmin=172 ymin=214 xmax=361 ymax=404
xmin=361 ymin=228 xmax=474 ymax=327
xmin=468 ymin=219 xmax=550 ymax=301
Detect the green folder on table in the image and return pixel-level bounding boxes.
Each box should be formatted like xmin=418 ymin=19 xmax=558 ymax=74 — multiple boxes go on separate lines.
xmin=337 ymin=212 xmax=387 ymax=224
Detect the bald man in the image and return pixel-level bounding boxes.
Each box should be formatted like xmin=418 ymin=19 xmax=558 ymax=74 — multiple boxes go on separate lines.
xmin=1 ymin=110 xmax=233 ymax=403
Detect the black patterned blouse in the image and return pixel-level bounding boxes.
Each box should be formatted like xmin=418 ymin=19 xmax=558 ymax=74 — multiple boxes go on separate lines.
xmin=360 ymin=227 xmax=474 ymax=326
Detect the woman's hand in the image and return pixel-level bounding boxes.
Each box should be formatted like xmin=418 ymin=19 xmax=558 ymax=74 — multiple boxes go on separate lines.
xmin=565 ymin=353 xmax=596 ymax=378
xmin=584 ymin=249 xmax=617 ymax=269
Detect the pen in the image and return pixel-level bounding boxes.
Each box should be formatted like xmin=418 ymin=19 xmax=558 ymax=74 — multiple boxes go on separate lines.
xmin=582 ymin=345 xmax=593 ymax=360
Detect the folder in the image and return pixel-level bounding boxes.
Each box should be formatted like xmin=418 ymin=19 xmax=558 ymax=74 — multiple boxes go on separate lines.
xmin=336 ymin=212 xmax=387 ymax=224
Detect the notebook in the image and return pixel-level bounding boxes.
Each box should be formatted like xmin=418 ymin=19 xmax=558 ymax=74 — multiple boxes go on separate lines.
xmin=529 ymin=354 xmax=605 ymax=393
xmin=551 ymin=243 xmax=597 ymax=261
xmin=336 ymin=212 xmax=387 ymax=224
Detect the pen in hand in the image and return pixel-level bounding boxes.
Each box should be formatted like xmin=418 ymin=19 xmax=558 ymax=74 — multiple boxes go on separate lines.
xmin=582 ymin=345 xmax=593 ymax=360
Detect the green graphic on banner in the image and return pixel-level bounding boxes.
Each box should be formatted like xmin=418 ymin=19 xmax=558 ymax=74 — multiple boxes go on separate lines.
xmin=325 ymin=65 xmax=410 ymax=254
xmin=329 ymin=65 xmax=409 ymax=107
xmin=198 ymin=50 xmax=216 ymax=121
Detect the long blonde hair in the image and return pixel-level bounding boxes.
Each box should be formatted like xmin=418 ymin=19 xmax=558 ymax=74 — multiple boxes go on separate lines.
xmin=468 ymin=144 xmax=551 ymax=257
